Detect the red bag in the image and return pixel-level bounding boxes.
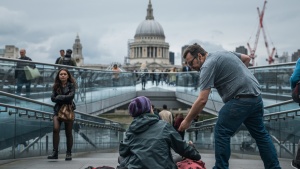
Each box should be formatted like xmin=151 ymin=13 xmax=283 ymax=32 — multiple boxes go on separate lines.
xmin=176 ymin=158 xmax=206 ymax=169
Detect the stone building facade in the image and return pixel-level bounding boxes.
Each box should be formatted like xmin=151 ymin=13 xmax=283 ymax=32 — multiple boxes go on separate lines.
xmin=0 ymin=45 xmax=19 ymax=59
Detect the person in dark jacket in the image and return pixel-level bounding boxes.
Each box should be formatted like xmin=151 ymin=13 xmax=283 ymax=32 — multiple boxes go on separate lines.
xmin=55 ymin=49 xmax=65 ymax=64
xmin=57 ymin=49 xmax=77 ymax=66
xmin=118 ymin=96 xmax=201 ymax=169
xmin=174 ymin=113 xmax=185 ymax=140
xmin=47 ymin=68 xmax=76 ymax=161
xmin=151 ymin=104 xmax=160 ymax=120
xmin=15 ymin=49 xmax=35 ymax=97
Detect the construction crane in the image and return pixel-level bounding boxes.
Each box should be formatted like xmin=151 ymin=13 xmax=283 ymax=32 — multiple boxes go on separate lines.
xmin=247 ymin=0 xmax=276 ymax=65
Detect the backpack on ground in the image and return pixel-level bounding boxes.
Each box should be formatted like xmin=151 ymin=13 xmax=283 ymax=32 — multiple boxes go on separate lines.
xmin=176 ymin=158 xmax=206 ymax=169
xmin=292 ymin=81 xmax=300 ymax=104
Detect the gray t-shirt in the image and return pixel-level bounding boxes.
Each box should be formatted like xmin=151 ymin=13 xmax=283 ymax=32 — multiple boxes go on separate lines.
xmin=199 ymin=51 xmax=261 ymax=103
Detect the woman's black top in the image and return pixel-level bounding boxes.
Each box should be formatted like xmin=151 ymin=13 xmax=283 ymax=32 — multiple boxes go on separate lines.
xmin=51 ymin=82 xmax=76 ymax=115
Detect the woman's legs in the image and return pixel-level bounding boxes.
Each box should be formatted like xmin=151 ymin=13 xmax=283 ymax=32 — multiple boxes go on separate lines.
xmin=53 ymin=116 xmax=62 ymax=151
xmin=48 ymin=116 xmax=61 ymax=159
xmin=64 ymin=121 xmax=73 ymax=161
xmin=64 ymin=121 xmax=74 ymax=153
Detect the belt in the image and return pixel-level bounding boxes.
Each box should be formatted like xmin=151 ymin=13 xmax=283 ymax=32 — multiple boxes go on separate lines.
xmin=234 ymin=95 xmax=257 ymax=99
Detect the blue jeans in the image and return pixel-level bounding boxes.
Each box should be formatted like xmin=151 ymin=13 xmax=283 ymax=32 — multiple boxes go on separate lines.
xmin=16 ymin=78 xmax=31 ymax=97
xmin=213 ymin=95 xmax=281 ymax=169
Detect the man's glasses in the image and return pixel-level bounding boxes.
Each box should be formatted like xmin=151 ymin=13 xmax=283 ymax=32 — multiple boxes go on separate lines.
xmin=187 ymin=57 xmax=197 ymax=67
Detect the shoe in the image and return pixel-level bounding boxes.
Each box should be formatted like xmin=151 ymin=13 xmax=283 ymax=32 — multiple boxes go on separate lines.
xmin=65 ymin=152 xmax=72 ymax=161
xmin=291 ymin=160 xmax=300 ymax=169
xmin=47 ymin=150 xmax=58 ymax=159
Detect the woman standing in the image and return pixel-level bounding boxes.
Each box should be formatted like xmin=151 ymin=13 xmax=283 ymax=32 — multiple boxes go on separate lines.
xmin=47 ymin=68 xmax=76 ymax=161
xmin=112 ymin=64 xmax=121 ymax=88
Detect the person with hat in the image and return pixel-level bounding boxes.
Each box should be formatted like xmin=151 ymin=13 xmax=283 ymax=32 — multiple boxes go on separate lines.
xmin=118 ymin=96 xmax=200 ymax=169
xmin=57 ymin=49 xmax=77 ymax=66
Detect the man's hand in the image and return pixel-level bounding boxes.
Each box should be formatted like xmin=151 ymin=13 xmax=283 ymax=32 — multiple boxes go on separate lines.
xmin=178 ymin=119 xmax=192 ymax=131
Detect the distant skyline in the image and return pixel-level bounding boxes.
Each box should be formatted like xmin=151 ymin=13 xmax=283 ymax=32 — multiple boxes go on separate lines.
xmin=0 ymin=0 xmax=299 ymax=66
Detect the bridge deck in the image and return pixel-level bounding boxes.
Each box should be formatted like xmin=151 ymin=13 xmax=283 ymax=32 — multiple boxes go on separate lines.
xmin=0 ymin=149 xmax=292 ymax=169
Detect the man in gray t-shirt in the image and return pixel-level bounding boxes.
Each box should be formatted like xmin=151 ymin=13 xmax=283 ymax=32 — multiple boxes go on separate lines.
xmin=200 ymin=51 xmax=261 ymax=103
xmin=178 ymin=43 xmax=281 ymax=169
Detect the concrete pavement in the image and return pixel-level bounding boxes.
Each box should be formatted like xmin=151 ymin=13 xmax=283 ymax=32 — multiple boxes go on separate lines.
xmin=0 ymin=149 xmax=293 ymax=169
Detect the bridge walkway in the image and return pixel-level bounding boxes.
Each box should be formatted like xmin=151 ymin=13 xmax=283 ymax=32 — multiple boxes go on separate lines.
xmin=0 ymin=149 xmax=293 ymax=169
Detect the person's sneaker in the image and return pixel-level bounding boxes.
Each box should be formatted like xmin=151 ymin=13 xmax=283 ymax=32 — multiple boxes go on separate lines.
xmin=65 ymin=152 xmax=72 ymax=161
xmin=291 ymin=160 xmax=300 ymax=169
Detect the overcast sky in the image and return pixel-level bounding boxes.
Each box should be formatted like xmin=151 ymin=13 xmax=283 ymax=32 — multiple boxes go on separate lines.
xmin=0 ymin=0 xmax=299 ymax=66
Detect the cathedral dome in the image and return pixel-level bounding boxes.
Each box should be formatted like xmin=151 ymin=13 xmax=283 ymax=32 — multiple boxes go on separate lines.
xmin=135 ymin=20 xmax=165 ymax=38
xmin=134 ymin=0 xmax=165 ymax=39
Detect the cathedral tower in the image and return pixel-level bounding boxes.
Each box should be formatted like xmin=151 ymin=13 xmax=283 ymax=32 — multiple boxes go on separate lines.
xmin=72 ymin=34 xmax=84 ymax=66
xmin=128 ymin=0 xmax=170 ymax=70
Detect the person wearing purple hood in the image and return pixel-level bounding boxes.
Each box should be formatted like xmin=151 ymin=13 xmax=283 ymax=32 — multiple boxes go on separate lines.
xmin=118 ymin=96 xmax=200 ymax=169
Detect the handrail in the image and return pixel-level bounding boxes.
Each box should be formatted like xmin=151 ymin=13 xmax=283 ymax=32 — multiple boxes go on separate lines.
xmin=0 ymin=57 xmax=109 ymax=72
xmin=0 ymin=91 xmax=121 ymax=124
xmin=264 ymin=99 xmax=294 ymax=109
xmin=0 ymin=102 xmax=125 ymax=132
xmin=263 ymin=108 xmax=300 ymax=121
xmin=1 ymin=56 xmax=296 ymax=71
xmin=187 ymin=123 xmax=215 ymax=132
xmin=248 ymin=61 xmax=296 ymax=69
xmin=189 ymin=108 xmax=300 ymax=132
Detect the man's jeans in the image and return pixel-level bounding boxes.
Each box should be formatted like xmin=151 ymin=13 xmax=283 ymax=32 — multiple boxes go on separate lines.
xmin=213 ymin=95 xmax=281 ymax=169
xmin=16 ymin=78 xmax=31 ymax=97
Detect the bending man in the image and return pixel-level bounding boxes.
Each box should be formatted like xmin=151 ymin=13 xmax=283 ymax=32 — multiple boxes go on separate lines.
xmin=178 ymin=43 xmax=281 ymax=169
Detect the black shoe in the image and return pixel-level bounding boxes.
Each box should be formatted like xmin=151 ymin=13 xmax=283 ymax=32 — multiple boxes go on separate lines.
xmin=65 ymin=152 xmax=72 ymax=161
xmin=291 ymin=160 xmax=300 ymax=169
xmin=47 ymin=150 xmax=58 ymax=159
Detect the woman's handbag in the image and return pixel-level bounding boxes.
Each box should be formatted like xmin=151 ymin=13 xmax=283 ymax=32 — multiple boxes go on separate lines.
xmin=57 ymin=104 xmax=75 ymax=122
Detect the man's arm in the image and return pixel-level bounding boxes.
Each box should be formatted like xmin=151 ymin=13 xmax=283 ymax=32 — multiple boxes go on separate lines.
xmin=55 ymin=57 xmax=60 ymax=64
xmin=26 ymin=56 xmax=36 ymax=68
xmin=178 ymin=88 xmax=211 ymax=131
xmin=231 ymin=52 xmax=251 ymax=67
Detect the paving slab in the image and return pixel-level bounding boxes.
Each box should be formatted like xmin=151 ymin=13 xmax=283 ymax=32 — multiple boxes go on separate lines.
xmin=0 ymin=149 xmax=293 ymax=169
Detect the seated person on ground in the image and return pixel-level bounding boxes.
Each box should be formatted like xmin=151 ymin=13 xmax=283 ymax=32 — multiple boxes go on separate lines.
xmin=118 ymin=96 xmax=201 ymax=169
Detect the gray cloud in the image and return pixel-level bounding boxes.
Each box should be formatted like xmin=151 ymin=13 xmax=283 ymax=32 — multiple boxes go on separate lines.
xmin=0 ymin=0 xmax=299 ymax=66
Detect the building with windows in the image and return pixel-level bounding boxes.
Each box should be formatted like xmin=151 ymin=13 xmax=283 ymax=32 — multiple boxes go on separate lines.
xmin=235 ymin=46 xmax=248 ymax=55
xmin=0 ymin=45 xmax=19 ymax=59
xmin=291 ymin=49 xmax=300 ymax=62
